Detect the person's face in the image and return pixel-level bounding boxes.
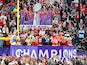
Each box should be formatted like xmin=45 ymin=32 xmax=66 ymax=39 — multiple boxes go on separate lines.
xmin=80 ymin=20 xmax=83 ymax=24
xmin=65 ymin=3 xmax=68 ymax=7
xmin=76 ymin=11 xmax=79 ymax=14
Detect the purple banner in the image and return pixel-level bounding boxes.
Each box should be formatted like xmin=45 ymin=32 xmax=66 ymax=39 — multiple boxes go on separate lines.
xmin=20 ymin=11 xmax=52 ymax=25
xmin=0 ymin=48 xmax=10 ymax=56
xmin=10 ymin=46 xmax=77 ymax=61
xmin=10 ymin=46 xmax=38 ymax=58
xmin=38 ymin=46 xmax=77 ymax=61
xmin=77 ymin=52 xmax=87 ymax=56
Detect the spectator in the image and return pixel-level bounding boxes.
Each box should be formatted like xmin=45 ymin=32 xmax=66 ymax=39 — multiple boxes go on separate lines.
xmin=76 ymin=57 xmax=83 ymax=65
xmin=18 ymin=0 xmax=86 ymax=47
xmin=0 ymin=32 xmax=4 ymax=48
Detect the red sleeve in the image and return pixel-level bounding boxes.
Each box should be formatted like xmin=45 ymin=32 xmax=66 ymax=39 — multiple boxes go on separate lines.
xmin=0 ymin=20 xmax=4 ymax=27
xmin=32 ymin=42 xmax=37 ymax=46
xmin=6 ymin=41 xmax=10 ymax=46
xmin=65 ymin=41 xmax=68 ymax=46
xmin=84 ymin=8 xmax=87 ymax=15
xmin=1 ymin=0 xmax=4 ymax=5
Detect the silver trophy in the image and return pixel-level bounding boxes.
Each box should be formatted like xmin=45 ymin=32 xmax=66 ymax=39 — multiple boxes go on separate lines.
xmin=33 ymin=3 xmax=41 ymax=25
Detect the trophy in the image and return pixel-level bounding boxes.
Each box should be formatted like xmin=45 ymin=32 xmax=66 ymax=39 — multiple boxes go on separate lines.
xmin=33 ymin=3 xmax=41 ymax=25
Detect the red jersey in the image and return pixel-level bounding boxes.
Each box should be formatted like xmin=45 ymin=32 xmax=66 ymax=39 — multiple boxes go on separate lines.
xmin=57 ymin=36 xmax=62 ymax=46
xmin=52 ymin=36 xmax=58 ymax=46
xmin=32 ymin=42 xmax=37 ymax=46
xmin=60 ymin=41 xmax=68 ymax=46
xmin=75 ymin=14 xmax=79 ymax=21
xmin=37 ymin=36 xmax=42 ymax=45
xmin=0 ymin=20 xmax=4 ymax=27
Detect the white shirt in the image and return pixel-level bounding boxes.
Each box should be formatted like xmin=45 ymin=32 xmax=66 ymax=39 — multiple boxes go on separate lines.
xmin=11 ymin=42 xmax=16 ymax=45
xmin=49 ymin=0 xmax=54 ymax=5
xmin=10 ymin=35 xmax=16 ymax=43
xmin=1 ymin=57 xmax=5 ymax=65
xmin=25 ymin=63 xmax=30 ymax=65
xmin=0 ymin=15 xmax=7 ymax=20
xmin=39 ymin=30 xmax=45 ymax=36
xmin=0 ymin=2 xmax=2 ymax=6
xmin=8 ymin=61 xmax=18 ymax=65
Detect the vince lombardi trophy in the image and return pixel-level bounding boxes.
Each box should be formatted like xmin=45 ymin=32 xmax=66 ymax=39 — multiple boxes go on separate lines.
xmin=33 ymin=3 xmax=41 ymax=25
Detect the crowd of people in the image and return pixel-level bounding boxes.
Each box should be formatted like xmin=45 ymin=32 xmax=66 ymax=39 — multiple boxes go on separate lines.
xmin=0 ymin=54 xmax=87 ymax=65
xmin=0 ymin=0 xmax=17 ymax=48
xmin=0 ymin=0 xmax=87 ymax=65
xmin=0 ymin=0 xmax=87 ymax=47
xmin=16 ymin=0 xmax=87 ymax=49
xmin=0 ymin=0 xmax=87 ymax=50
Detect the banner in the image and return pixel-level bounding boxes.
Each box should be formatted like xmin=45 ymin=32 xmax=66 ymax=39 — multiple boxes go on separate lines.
xmin=10 ymin=46 xmax=38 ymax=58
xmin=10 ymin=46 xmax=77 ymax=61
xmin=0 ymin=48 xmax=10 ymax=56
xmin=77 ymin=51 xmax=87 ymax=56
xmin=20 ymin=11 xmax=52 ymax=28
xmin=0 ymin=46 xmax=86 ymax=59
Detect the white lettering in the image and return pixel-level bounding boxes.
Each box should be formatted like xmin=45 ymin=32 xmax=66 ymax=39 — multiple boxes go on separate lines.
xmin=68 ymin=50 xmax=73 ymax=59
xmin=73 ymin=49 xmax=77 ymax=57
xmin=15 ymin=49 xmax=23 ymax=57
xmin=23 ymin=49 xmax=30 ymax=56
xmin=63 ymin=49 xmax=68 ymax=58
xmin=39 ymin=50 xmax=49 ymax=58
xmin=59 ymin=50 xmax=62 ymax=59
xmin=31 ymin=50 xmax=37 ymax=58
xmin=51 ymin=49 xmax=58 ymax=58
